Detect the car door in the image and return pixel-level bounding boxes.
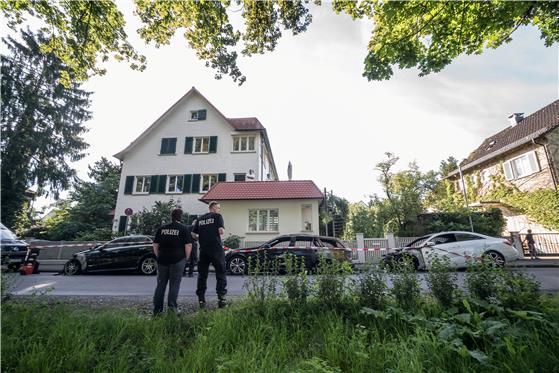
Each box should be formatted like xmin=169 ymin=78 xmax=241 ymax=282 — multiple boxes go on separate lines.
xmin=91 ymin=237 xmax=130 ymax=271
xmin=119 ymin=236 xmax=152 ymax=269
xmin=290 ymin=236 xmax=318 ymax=269
xmin=265 ymin=236 xmax=293 ymax=271
xmin=423 ymin=233 xmax=459 ymax=268
xmin=454 ymin=233 xmax=486 ymax=267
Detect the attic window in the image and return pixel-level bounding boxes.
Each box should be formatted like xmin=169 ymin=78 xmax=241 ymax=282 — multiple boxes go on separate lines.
xmin=486 ymin=140 xmax=496 ymax=151
xmin=190 ymin=109 xmax=207 ymax=121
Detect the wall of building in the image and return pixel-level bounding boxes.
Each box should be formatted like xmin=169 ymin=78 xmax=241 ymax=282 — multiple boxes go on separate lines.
xmin=113 ymin=91 xmax=268 ymax=231
xmin=544 ymin=126 xmax=559 ymax=186
xmin=218 ymin=199 xmax=320 ymax=242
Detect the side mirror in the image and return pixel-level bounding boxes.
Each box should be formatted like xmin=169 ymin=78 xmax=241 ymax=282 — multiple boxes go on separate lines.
xmin=262 ymin=244 xmax=271 ymax=249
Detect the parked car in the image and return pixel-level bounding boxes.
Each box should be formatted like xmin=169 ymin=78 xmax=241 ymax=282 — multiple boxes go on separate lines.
xmin=63 ymin=235 xmax=156 ymax=275
xmin=382 ymin=231 xmax=521 ymax=270
xmin=225 ymin=234 xmax=353 ymax=275
xmin=0 ymin=223 xmax=29 ymax=271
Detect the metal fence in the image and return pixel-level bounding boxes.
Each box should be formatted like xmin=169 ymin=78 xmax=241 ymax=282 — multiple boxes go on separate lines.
xmin=518 ymin=233 xmax=559 ymax=256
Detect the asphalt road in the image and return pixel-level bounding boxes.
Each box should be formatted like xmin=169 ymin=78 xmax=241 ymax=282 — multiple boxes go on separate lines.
xmin=5 ymin=267 xmax=558 ymax=297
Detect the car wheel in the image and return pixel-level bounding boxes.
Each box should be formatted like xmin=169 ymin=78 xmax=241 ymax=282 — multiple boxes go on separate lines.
xmin=140 ymin=256 xmax=157 ymax=275
xmin=397 ymin=254 xmax=419 ymax=271
xmin=483 ymin=250 xmax=505 ymax=267
xmin=64 ymin=260 xmax=81 ymax=276
xmin=228 ymin=256 xmax=247 ymax=275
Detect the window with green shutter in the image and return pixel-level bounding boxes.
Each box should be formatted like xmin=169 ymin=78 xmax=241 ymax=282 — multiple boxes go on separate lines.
xmin=191 ymin=174 xmax=201 ymax=193
xmin=184 ymin=137 xmax=193 ymax=154
xmin=160 ymin=138 xmax=177 ymax=155
xmin=124 ymin=176 xmax=134 ymax=194
xmin=218 ymin=173 xmax=226 ymax=182
xmin=149 ymin=175 xmax=159 ymax=193
xmin=157 ymin=175 xmax=167 ymax=193
xmin=183 ymin=174 xmax=192 ymax=193
xmin=209 ymin=136 xmax=218 ymax=153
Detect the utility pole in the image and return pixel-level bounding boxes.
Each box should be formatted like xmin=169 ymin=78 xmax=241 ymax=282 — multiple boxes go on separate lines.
xmin=331 ymin=190 xmax=336 ymax=237
xmin=458 ymin=164 xmax=475 ymax=232
xmin=323 ymin=187 xmax=329 ymax=236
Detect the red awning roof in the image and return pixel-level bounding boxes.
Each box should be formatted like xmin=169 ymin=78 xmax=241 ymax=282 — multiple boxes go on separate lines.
xmin=200 ymin=181 xmax=323 ymax=201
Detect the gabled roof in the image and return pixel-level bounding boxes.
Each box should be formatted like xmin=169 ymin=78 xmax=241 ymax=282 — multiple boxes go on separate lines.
xmin=113 ymin=88 xmax=278 ymax=178
xmin=449 ymin=99 xmax=559 ymax=176
xmin=199 ymin=181 xmax=324 ymax=202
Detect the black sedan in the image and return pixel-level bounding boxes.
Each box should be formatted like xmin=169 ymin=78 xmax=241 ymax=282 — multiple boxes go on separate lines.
xmin=63 ymin=235 xmax=156 ymax=275
xmin=225 ymin=234 xmax=353 ymax=275
xmin=1 ymin=223 xmax=29 ymax=271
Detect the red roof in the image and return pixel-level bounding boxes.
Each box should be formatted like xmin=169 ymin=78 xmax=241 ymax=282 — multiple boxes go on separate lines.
xmin=200 ymin=181 xmax=324 ymax=201
xmin=227 ymin=117 xmax=265 ymax=131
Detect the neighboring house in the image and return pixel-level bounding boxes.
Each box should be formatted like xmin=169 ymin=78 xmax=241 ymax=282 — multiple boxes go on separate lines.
xmin=448 ymin=99 xmax=559 ymax=233
xmin=112 ymin=87 xmax=278 ymax=233
xmin=199 ymin=180 xmax=323 ymax=243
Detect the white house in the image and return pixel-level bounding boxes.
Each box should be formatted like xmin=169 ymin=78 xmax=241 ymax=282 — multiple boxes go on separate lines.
xmin=199 ymin=180 xmax=324 ymax=243
xmin=112 ymin=87 xmax=278 ymax=233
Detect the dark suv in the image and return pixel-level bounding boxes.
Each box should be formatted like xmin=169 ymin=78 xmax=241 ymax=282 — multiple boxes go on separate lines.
xmin=225 ymin=234 xmax=353 ymax=275
xmin=0 ymin=223 xmax=29 ymax=270
xmin=63 ymin=235 xmax=156 ymax=275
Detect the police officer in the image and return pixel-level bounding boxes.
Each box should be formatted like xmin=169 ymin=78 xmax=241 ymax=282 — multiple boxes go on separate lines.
xmin=153 ymin=208 xmax=192 ymax=315
xmin=192 ymin=201 xmax=227 ymax=309
xmin=185 ymin=219 xmax=199 ymax=277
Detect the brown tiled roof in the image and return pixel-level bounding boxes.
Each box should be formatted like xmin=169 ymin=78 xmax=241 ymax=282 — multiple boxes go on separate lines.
xmin=227 ymin=117 xmax=265 ymax=131
xmin=460 ymin=100 xmax=559 ymax=170
xmin=199 ymin=181 xmax=324 ymax=201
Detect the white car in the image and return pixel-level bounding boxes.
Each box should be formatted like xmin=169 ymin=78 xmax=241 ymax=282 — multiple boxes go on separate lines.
xmin=382 ymin=231 xmax=521 ymax=270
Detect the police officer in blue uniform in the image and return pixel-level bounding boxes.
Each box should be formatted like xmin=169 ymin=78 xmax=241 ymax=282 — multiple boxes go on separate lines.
xmin=192 ymin=201 xmax=227 ymax=308
xmin=152 ymin=208 xmax=192 ymax=315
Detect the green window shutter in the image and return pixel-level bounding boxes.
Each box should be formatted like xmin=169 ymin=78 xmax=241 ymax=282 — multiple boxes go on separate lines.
xmin=184 ymin=137 xmax=193 ymax=154
xmin=191 ymin=174 xmax=201 ymax=193
xmin=209 ymin=136 xmax=218 ymax=153
xmin=160 ymin=138 xmax=168 ymax=154
xmin=218 ymin=173 xmax=226 ymax=182
xmin=149 ymin=175 xmax=159 ymax=193
xmin=124 ymin=176 xmax=134 ymax=194
xmin=158 ymin=175 xmax=167 ymax=193
xmin=183 ymin=174 xmax=192 ymax=193
xmin=169 ymin=138 xmax=177 ymax=154
xmin=198 ymin=110 xmax=207 ymax=120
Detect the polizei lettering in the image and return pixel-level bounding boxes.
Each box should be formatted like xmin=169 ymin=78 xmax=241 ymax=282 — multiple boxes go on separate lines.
xmin=160 ymin=229 xmax=180 ymax=236
xmin=199 ymin=218 xmax=215 ymax=226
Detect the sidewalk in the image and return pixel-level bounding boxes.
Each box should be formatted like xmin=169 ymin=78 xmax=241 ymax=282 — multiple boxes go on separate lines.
xmin=511 ymin=257 xmax=559 ymax=268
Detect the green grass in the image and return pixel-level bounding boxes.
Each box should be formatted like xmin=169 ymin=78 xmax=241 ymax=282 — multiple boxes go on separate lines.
xmin=2 ymin=294 xmax=559 ymax=373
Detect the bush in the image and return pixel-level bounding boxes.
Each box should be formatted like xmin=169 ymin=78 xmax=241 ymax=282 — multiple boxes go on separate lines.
xmin=223 ymin=235 xmax=242 ymax=249
xmin=283 ymin=255 xmax=310 ymax=306
xmin=497 ymin=270 xmax=541 ymax=310
xmin=390 ymin=258 xmax=421 ymax=311
xmin=426 ymin=255 xmax=458 ymax=307
xmin=465 ymin=260 xmax=500 ymax=302
xmin=315 ymin=255 xmax=347 ymax=308
xmin=357 ymin=267 xmax=387 ymax=309
xmin=75 ymin=228 xmax=113 ymax=241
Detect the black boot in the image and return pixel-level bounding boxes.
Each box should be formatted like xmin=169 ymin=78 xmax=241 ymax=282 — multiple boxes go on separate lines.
xmin=218 ymin=296 xmax=227 ymax=309
xmin=198 ymin=297 xmax=206 ymax=310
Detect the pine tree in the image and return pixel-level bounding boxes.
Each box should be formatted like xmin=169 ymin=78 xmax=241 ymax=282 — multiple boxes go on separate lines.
xmin=1 ymin=30 xmax=92 ymax=228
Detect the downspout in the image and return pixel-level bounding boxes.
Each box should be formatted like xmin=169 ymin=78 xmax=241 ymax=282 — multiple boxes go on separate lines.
xmin=532 ymin=138 xmax=558 ymax=191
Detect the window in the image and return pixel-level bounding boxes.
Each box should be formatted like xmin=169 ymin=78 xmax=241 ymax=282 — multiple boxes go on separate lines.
xmin=301 ymin=205 xmax=312 ymax=231
xmin=201 ymin=174 xmax=217 ymax=192
xmin=190 ymin=109 xmax=207 ymax=121
xmin=503 ymin=151 xmax=540 ymax=180
xmin=248 ymin=209 xmax=279 ymax=232
xmin=480 ymin=170 xmax=490 ymax=183
xmin=469 ymin=175 xmax=477 ymax=187
xmin=134 ymin=176 xmax=151 ymax=194
xmin=233 ymin=135 xmax=256 ymax=152
xmin=194 ymin=137 xmax=210 ymax=153
xmin=429 ymin=234 xmax=456 ymax=245
xmin=166 ymin=175 xmax=184 ymax=193
xmin=234 ymin=173 xmax=246 ymax=182
xmin=160 ymin=138 xmax=177 ymax=155
xmin=455 ymin=233 xmax=483 ymax=242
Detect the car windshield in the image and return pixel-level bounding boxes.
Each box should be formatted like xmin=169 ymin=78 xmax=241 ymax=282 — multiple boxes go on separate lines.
xmin=406 ymin=235 xmax=431 ymax=248
xmin=0 ymin=227 xmax=17 ymax=240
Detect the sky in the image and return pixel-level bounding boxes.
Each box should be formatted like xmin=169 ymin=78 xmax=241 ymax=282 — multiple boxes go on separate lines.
xmin=20 ymin=2 xmax=559 ymax=209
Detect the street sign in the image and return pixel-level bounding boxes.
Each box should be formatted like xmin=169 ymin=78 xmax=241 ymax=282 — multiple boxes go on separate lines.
xmin=124 ymin=208 xmax=133 ymax=216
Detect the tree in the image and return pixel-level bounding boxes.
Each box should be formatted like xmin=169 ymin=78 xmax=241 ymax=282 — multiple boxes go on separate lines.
xmin=320 ymin=191 xmax=349 ymax=237
xmin=1 ymin=0 xmax=145 ymax=86
xmin=343 ymin=202 xmax=379 ymax=240
xmin=130 ymin=199 xmax=189 ymax=235
xmin=1 ymin=30 xmax=92 ymax=229
xmin=439 ymin=156 xmax=459 ymax=178
xmin=5 ymin=1 xmax=555 ymax=85
xmin=24 ymin=158 xmax=121 ymax=241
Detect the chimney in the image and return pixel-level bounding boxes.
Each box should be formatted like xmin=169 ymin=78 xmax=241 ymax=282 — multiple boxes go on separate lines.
xmin=287 ymin=161 xmax=292 ymax=181
xmin=508 ymin=112 xmax=524 ymax=127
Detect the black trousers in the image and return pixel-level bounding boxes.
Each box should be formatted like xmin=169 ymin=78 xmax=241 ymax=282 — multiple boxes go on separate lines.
xmin=186 ymin=244 xmax=199 ymax=275
xmin=196 ymin=248 xmax=227 ymax=299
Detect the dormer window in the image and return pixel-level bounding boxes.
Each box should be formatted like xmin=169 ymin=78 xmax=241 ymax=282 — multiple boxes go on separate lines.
xmin=190 ymin=109 xmax=207 ymax=121
xmin=486 ymin=140 xmax=496 ymax=151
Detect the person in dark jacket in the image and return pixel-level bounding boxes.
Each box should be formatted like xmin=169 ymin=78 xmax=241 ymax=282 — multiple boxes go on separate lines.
xmin=524 ymin=229 xmax=539 ymax=260
xmin=153 ymin=208 xmax=192 ymax=315
xmin=192 ymin=201 xmax=227 ymax=309
xmin=185 ymin=219 xmax=199 ymax=277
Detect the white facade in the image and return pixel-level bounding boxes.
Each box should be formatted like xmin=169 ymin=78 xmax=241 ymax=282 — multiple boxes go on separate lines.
xmin=112 ymin=88 xmax=278 ymax=232
xmin=218 ymin=199 xmax=321 ymax=243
